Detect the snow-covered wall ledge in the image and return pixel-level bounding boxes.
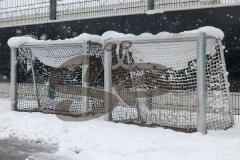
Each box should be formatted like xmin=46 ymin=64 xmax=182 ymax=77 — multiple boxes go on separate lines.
xmin=7 ymin=26 xmax=224 ymax=48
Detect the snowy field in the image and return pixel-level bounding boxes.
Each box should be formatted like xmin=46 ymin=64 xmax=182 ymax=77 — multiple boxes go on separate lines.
xmin=0 ymin=98 xmax=239 ymax=160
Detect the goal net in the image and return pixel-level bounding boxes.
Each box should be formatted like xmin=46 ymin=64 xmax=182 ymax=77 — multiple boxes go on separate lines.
xmin=8 ymin=28 xmax=233 ymax=131
xmin=105 ymin=32 xmax=233 ymax=131
xmin=9 ymin=36 xmax=106 ymax=117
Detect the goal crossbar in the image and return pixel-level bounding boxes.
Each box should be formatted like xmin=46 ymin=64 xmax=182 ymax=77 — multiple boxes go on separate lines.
xmin=104 ymin=33 xmax=218 ymax=44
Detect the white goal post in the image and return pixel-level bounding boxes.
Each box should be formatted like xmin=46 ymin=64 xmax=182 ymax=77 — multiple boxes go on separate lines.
xmin=9 ymin=38 xmax=100 ymax=116
xmin=104 ymin=32 xmax=209 ymax=133
xmin=103 ymin=30 xmax=233 ymax=133
xmin=8 ymin=28 xmax=234 ymax=134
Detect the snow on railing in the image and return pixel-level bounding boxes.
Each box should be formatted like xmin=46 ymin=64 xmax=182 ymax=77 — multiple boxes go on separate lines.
xmin=0 ymin=0 xmax=240 ymax=28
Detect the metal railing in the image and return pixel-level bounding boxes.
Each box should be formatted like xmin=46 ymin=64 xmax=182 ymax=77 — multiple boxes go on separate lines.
xmin=56 ymin=0 xmax=148 ymax=21
xmin=154 ymin=0 xmax=240 ymax=11
xmin=0 ymin=0 xmax=148 ymax=28
xmin=0 ymin=0 xmax=240 ymax=28
xmin=0 ymin=0 xmax=50 ymax=28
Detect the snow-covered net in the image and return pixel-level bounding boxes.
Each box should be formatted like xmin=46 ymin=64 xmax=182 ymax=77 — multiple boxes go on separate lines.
xmin=109 ymin=36 xmax=233 ymax=130
xmin=16 ymin=41 xmax=105 ymax=117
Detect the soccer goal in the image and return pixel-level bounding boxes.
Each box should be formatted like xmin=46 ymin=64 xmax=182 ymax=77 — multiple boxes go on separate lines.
xmin=8 ymin=36 xmax=106 ymax=117
xmin=8 ymin=28 xmax=233 ymax=133
xmin=103 ymin=31 xmax=233 ymax=133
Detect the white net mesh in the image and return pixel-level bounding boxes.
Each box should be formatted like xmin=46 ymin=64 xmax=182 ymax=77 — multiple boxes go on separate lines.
xmin=110 ymin=38 xmax=233 ymax=130
xmin=16 ymin=41 xmax=105 ymax=116
xmin=30 ymin=45 xmax=85 ymax=68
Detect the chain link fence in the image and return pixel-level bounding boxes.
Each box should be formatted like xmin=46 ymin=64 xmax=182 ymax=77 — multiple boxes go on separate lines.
xmin=1 ymin=0 xmax=240 ymax=28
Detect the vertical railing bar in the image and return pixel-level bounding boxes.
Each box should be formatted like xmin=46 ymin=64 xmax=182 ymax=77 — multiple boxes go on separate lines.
xmin=50 ymin=0 xmax=57 ymax=20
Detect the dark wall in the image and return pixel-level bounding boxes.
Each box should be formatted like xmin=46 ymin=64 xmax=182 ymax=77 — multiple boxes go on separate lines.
xmin=0 ymin=6 xmax=240 ymax=89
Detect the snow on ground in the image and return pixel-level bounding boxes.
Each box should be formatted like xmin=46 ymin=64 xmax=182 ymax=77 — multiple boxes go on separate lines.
xmin=0 ymin=98 xmax=239 ymax=160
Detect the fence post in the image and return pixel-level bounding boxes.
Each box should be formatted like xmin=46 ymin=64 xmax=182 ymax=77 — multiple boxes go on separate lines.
xmin=197 ymin=32 xmax=207 ymax=134
xmin=50 ymin=0 xmax=57 ymax=20
xmin=148 ymin=0 xmax=155 ymax=10
xmin=10 ymin=48 xmax=17 ymax=111
xmin=104 ymin=48 xmax=112 ymax=121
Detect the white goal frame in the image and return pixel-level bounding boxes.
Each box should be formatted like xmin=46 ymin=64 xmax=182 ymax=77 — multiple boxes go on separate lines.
xmin=10 ymin=40 xmax=91 ymax=115
xmin=103 ymin=32 xmax=208 ymax=134
xmin=9 ymin=32 xmax=213 ymax=134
